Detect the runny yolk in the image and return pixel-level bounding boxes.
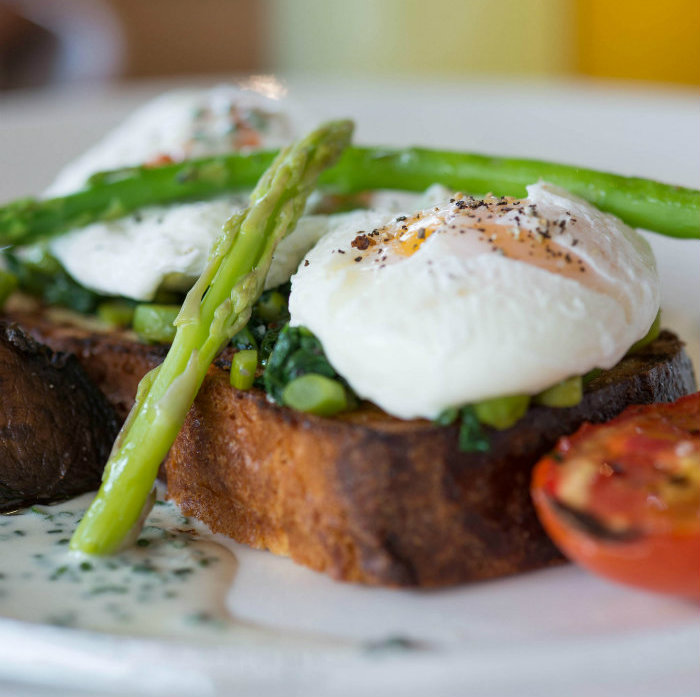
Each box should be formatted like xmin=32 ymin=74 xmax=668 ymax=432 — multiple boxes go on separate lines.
xmin=351 ymin=194 xmax=597 ymax=287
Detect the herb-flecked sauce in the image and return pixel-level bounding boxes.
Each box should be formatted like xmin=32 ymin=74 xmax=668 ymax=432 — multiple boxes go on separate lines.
xmin=0 ymin=490 xmax=238 ymax=637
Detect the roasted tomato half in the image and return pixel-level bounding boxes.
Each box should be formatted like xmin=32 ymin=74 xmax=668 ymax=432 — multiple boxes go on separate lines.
xmin=531 ymin=392 xmax=700 ymax=600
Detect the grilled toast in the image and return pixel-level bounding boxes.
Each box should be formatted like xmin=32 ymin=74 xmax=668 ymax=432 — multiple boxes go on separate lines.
xmin=6 ymin=303 xmax=696 ymax=586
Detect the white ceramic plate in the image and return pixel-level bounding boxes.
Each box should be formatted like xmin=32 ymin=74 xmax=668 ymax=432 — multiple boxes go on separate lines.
xmin=0 ymin=77 xmax=698 ymax=697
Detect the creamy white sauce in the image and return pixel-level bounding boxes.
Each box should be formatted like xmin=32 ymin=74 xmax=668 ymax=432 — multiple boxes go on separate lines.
xmin=0 ymin=491 xmax=238 ymax=638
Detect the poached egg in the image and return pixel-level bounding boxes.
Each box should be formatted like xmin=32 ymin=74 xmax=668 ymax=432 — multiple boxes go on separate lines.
xmin=47 ymin=85 xmax=315 ymax=300
xmin=289 ymin=182 xmax=660 ymax=419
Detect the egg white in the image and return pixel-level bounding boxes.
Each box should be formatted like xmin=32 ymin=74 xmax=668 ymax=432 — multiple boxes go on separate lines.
xmin=289 ymin=182 xmax=660 ymax=419
xmin=45 ymin=85 xmax=309 ymax=197
xmin=46 ymin=86 xmax=314 ymax=300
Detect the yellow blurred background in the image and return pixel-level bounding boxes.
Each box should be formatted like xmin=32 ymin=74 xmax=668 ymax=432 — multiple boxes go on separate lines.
xmin=0 ymin=0 xmax=698 ymax=90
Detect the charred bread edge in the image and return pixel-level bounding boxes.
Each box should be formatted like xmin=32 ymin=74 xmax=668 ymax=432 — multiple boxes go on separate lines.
xmin=0 ymin=321 xmax=120 ymax=511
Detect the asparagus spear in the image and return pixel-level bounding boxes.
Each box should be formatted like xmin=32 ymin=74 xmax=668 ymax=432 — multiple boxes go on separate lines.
xmin=70 ymin=119 xmax=353 ymax=555
xmin=2 ymin=147 xmax=698 ymax=243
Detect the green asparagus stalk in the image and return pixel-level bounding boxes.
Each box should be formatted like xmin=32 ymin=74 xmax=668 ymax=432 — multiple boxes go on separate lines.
xmin=70 ymin=119 xmax=353 ymax=555
xmin=2 ymin=147 xmax=698 ymax=244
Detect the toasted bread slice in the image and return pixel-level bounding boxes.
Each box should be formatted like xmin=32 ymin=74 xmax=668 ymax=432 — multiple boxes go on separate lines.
xmin=7 ymin=304 xmax=696 ymax=586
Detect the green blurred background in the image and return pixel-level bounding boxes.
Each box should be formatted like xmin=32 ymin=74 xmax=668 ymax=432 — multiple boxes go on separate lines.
xmin=1 ymin=0 xmax=698 ymax=90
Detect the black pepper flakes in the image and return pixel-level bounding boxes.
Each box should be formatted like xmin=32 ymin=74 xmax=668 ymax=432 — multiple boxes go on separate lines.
xmin=351 ymin=233 xmax=374 ymax=250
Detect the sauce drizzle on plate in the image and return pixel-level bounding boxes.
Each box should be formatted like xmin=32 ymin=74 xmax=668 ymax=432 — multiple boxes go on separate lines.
xmin=0 ymin=490 xmax=238 ymax=638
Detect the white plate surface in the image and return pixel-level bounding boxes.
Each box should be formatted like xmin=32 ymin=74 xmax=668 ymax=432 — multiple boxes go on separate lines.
xmin=0 ymin=76 xmax=698 ymax=697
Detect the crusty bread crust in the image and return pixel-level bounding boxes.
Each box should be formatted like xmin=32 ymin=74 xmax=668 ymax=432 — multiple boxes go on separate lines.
xmin=166 ymin=334 xmax=696 ymax=586
xmin=0 ymin=322 xmax=119 ymax=511
xmin=8 ymin=306 xmax=697 ymax=587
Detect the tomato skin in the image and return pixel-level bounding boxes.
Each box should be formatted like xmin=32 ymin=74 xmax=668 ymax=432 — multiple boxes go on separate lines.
xmin=531 ymin=393 xmax=700 ymax=601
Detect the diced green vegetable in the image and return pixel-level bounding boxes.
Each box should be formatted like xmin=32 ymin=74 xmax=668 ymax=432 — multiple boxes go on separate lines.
xmin=132 ymin=304 xmax=179 ymax=343
xmin=254 ymin=289 xmax=288 ymax=322
xmin=474 ymin=394 xmax=530 ymax=430
xmin=583 ymin=368 xmax=602 ymax=385
xmin=582 ymin=311 xmax=661 ymax=386
xmin=230 ymin=349 xmax=258 ymax=390
xmin=282 ymin=373 xmax=348 ymax=416
xmin=151 ymin=288 xmax=185 ymax=306
xmin=627 ymin=311 xmax=661 ymax=355
xmin=533 ymin=376 xmax=583 ymax=408
xmin=96 ymin=300 xmax=135 ymax=328
xmin=0 ymin=269 xmax=17 ymax=309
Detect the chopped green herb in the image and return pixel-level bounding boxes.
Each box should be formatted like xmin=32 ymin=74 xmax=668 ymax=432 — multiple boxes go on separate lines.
xmin=458 ymin=407 xmax=491 ymax=453
xmin=47 ymin=612 xmax=77 ymax=628
xmin=172 ymin=568 xmax=194 ymax=577
xmin=231 ymin=325 xmax=258 ymax=351
xmin=3 ymin=247 xmax=102 ymax=313
xmin=49 ymin=565 xmax=69 ymax=581
xmin=89 ymin=585 xmax=129 ymax=595
xmin=434 ymin=407 xmax=459 ymax=427
xmin=435 ymin=405 xmax=491 ymax=453
xmin=583 ymin=368 xmax=603 ymax=385
xmin=364 ymin=636 xmax=427 ymax=653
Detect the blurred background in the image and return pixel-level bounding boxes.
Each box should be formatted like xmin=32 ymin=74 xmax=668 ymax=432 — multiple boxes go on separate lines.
xmin=0 ymin=0 xmax=698 ymax=91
